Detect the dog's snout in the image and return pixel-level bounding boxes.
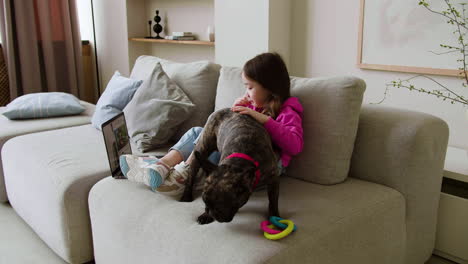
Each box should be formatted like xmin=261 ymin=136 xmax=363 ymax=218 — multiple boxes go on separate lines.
xmin=216 ymin=215 xmax=234 ymax=223
xmin=211 ymin=211 xmax=234 ymax=223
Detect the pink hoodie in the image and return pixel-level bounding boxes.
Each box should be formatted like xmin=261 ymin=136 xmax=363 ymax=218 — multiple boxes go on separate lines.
xmin=247 ymin=97 xmax=304 ymax=167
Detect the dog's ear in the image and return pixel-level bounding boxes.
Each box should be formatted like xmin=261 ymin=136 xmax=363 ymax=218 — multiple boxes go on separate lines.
xmin=242 ymin=166 xmax=258 ymax=190
xmin=194 ymin=151 xmax=218 ymax=174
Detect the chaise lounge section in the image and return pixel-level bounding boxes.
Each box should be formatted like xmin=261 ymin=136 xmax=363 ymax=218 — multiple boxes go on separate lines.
xmin=0 ymin=101 xmax=95 ymax=202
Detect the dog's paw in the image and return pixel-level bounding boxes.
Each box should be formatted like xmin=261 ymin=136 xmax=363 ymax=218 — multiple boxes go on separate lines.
xmin=197 ymin=213 xmax=214 ymax=225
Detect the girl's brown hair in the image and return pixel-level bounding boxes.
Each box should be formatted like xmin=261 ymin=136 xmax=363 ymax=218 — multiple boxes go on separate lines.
xmin=243 ymin=52 xmax=290 ymax=119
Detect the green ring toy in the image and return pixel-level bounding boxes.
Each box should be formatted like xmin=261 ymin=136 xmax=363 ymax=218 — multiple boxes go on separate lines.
xmin=270 ymin=216 xmax=298 ymax=232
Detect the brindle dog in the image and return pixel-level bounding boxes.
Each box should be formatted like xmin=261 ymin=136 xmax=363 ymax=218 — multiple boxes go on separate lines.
xmin=179 ymin=108 xmax=280 ymax=225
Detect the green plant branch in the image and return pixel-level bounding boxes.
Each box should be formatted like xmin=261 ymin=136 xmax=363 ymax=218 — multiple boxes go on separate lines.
xmin=419 ymin=1 xmax=468 ymax=30
xmin=374 ymin=75 xmax=468 ymax=106
xmin=444 ymin=0 xmax=468 ymax=85
xmin=429 ymin=49 xmax=459 ymax=55
xmin=396 ymin=83 xmax=467 ymax=105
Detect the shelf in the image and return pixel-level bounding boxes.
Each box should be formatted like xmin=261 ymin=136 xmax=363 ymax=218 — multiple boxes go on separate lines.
xmin=444 ymin=146 xmax=468 ymax=183
xmin=129 ymin=38 xmax=215 ymax=46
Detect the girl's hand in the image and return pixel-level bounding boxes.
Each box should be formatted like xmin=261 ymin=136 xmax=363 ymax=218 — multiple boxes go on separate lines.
xmin=232 ymin=94 xmax=251 ymax=107
xmin=231 ymin=106 xmax=270 ymax=124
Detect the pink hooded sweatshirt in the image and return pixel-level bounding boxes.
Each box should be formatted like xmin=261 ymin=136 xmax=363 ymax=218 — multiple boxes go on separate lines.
xmin=247 ymin=97 xmax=304 ymax=167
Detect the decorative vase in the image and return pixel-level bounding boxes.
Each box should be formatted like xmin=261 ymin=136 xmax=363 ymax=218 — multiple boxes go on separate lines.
xmin=206 ymin=25 xmax=215 ymax=42
xmin=153 ymin=10 xmax=163 ymax=39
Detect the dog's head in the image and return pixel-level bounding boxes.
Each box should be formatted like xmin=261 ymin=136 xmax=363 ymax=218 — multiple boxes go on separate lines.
xmin=195 ymin=151 xmax=256 ymax=223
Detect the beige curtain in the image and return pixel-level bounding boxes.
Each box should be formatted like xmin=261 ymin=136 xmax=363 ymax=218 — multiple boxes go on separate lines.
xmin=0 ymin=0 xmax=83 ymax=101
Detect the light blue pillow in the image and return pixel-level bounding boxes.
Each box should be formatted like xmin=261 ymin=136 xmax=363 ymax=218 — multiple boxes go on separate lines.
xmin=92 ymin=71 xmax=143 ymax=130
xmin=2 ymin=92 xmax=85 ymax=120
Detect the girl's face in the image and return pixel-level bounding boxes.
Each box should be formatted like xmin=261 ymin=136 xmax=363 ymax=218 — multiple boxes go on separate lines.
xmin=241 ymin=71 xmax=271 ymax=107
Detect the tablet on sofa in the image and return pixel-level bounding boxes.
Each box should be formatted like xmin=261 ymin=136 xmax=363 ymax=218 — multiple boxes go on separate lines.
xmin=101 ymin=112 xmax=132 ymax=179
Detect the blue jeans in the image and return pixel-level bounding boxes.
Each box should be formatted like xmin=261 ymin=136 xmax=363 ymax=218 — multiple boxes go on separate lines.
xmin=170 ymin=127 xmax=285 ymax=175
xmin=170 ymin=127 xmax=221 ymax=164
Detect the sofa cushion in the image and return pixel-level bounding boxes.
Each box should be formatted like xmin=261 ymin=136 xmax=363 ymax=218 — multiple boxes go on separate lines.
xmin=2 ymin=124 xmax=109 ymax=263
xmin=0 ymin=101 xmax=95 ymax=202
xmin=215 ymin=68 xmax=366 ymax=184
xmin=89 ymin=177 xmax=405 ymax=264
xmin=124 ymin=63 xmax=195 ymax=152
xmin=287 ymin=76 xmax=366 ymax=184
xmin=214 ymin=67 xmax=245 ymax=111
xmin=130 ymin=55 xmax=221 ymax=140
xmin=92 ymin=71 xmax=143 ymax=130
xmin=2 ymin=92 xmax=86 ymax=120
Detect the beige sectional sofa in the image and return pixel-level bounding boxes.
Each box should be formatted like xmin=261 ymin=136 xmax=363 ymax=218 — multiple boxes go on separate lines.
xmin=1 ymin=56 xmax=449 ymax=264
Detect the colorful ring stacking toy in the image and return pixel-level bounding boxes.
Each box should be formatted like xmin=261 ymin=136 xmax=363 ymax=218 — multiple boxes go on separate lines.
xmin=270 ymin=216 xmax=297 ymax=232
xmin=260 ymin=216 xmax=297 ymax=240
xmin=261 ymin=220 xmax=282 ymax=234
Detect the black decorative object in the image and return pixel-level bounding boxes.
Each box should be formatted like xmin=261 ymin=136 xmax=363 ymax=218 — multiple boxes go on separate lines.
xmin=153 ymin=10 xmax=163 ymax=39
xmin=145 ymin=20 xmax=152 ymax=39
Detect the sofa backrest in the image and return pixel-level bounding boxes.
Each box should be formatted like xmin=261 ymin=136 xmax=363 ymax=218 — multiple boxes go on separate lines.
xmin=215 ymin=66 xmax=366 ymax=185
xmin=130 ymin=55 xmax=221 ymax=141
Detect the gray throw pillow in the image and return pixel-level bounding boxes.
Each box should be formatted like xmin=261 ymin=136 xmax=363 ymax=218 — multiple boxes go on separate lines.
xmin=130 ymin=56 xmax=221 ymax=141
xmin=214 ymin=67 xmax=244 ymax=111
xmin=287 ymin=76 xmax=366 ymax=185
xmin=124 ymin=63 xmax=195 ymax=152
xmin=2 ymin=92 xmax=85 ymax=120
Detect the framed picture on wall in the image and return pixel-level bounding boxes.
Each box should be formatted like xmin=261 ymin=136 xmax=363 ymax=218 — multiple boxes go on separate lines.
xmin=357 ymin=0 xmax=464 ymax=77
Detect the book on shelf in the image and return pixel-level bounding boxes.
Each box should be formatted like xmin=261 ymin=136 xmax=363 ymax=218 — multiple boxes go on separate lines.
xmin=172 ymin=32 xmax=193 ymax=37
xmin=164 ymin=36 xmax=196 ymax=40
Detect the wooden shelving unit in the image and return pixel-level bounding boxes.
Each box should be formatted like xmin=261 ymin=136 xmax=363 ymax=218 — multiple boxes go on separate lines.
xmin=129 ymin=38 xmax=215 ymax=47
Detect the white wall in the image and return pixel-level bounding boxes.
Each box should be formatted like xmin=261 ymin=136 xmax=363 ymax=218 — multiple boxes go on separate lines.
xmin=290 ymin=0 xmax=468 ymax=148
xmin=215 ymin=0 xmax=291 ymax=68
xmin=268 ymin=0 xmax=291 ymax=68
xmin=94 ymin=0 xmax=130 ymax=92
xmin=126 ymin=0 xmax=151 ymax=71
xmin=215 ymin=0 xmax=269 ymax=67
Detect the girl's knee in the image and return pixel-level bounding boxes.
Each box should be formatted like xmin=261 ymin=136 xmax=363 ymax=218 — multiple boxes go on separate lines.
xmin=189 ymin=127 xmax=203 ymax=138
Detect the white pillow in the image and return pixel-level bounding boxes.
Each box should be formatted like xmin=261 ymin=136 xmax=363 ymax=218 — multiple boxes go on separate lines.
xmin=2 ymin=92 xmax=85 ymax=120
xmin=91 ymin=71 xmax=143 ymax=130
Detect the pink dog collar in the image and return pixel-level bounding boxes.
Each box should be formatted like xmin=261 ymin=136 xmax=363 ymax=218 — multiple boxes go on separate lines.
xmin=225 ymin=153 xmax=261 ymax=189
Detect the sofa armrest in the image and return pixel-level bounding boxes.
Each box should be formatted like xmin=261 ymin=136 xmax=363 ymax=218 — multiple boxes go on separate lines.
xmin=348 ymin=104 xmax=449 ymax=264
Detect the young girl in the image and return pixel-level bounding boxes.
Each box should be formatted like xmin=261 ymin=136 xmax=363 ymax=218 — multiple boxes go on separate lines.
xmin=120 ymin=52 xmax=304 ymax=195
